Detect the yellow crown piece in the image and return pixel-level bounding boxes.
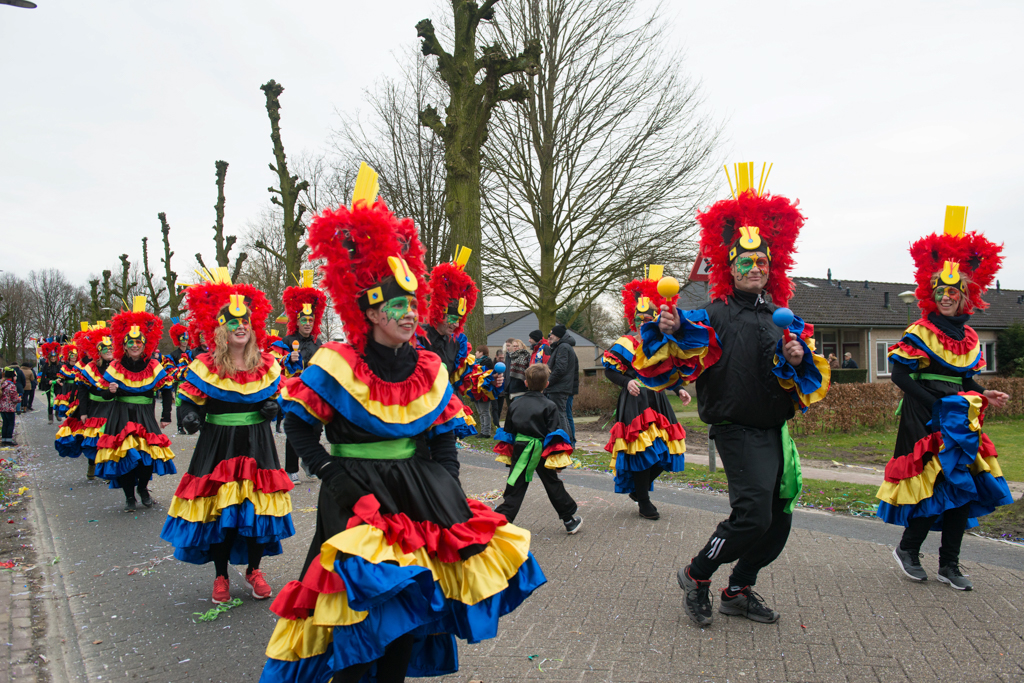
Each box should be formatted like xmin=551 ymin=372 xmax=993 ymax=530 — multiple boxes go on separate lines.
xmin=453 ymin=245 xmax=472 ymax=270
xmin=270 ymin=329 xmax=279 ymax=337
xmin=228 ymin=294 xmax=247 ymax=317
xmin=636 ymin=297 xmax=651 ymax=313
xmin=95 ymin=321 xmax=106 ymax=328
xmin=100 ymin=336 xmax=112 ymax=347
xmin=132 ymin=295 xmax=147 ymax=313
xmin=80 ymin=321 xmax=90 ymax=332
xmin=724 ymin=161 xmax=773 ymax=199
xmin=387 ymin=256 xmax=418 ymax=293
xmin=301 ymin=303 xmax=313 ymax=316
xmin=352 ymin=162 xmax=380 ymax=208
xmin=128 ymin=325 xmax=142 ymax=338
xmin=944 ymin=205 xmax=968 ymax=237
xmin=940 ymin=260 xmax=961 ymax=285
xmin=738 ymin=226 xmax=762 ymax=251
xmin=648 ymin=265 xmax=664 ymax=281
xmin=457 ymin=298 xmax=467 ymax=316
xmin=301 ymin=270 xmax=314 ymax=288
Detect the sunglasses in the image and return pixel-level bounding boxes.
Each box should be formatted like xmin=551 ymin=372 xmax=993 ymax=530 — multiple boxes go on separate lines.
xmin=933 ymin=286 xmax=962 ymax=303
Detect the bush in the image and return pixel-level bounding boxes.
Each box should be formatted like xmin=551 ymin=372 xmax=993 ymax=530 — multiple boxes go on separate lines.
xmin=573 ymin=375 xmax=619 ymax=416
xmin=997 ymin=322 xmax=1024 ymax=376
xmin=830 ymin=368 xmax=867 ymax=384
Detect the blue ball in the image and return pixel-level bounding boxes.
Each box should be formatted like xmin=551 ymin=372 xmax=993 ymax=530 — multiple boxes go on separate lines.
xmin=772 ymin=307 xmax=794 ymax=329
xmin=494 ymin=362 xmax=506 ymax=374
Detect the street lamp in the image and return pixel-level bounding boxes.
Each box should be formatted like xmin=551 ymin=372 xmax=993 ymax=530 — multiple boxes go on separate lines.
xmin=0 ymin=1 xmax=38 ymax=7
xmin=898 ymin=291 xmax=916 ymax=325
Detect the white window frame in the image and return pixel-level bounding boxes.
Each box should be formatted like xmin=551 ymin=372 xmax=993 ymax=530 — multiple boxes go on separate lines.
xmin=876 ymin=340 xmax=898 ymax=377
xmin=983 ymin=341 xmax=997 ymax=373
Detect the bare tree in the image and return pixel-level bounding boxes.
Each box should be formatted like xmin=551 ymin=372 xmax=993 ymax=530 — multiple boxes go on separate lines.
xmin=292 ymin=151 xmax=352 ymax=218
xmin=480 ymin=0 xmax=721 ymax=332
xmin=27 ymin=269 xmax=83 ymax=340
xmin=239 ymin=207 xmax=290 ymax=326
xmin=157 ymin=212 xmax=185 ymax=318
xmin=140 ymin=236 xmax=169 ymax=316
xmin=196 ymin=161 xmax=248 ymax=282
xmin=417 ymin=0 xmax=541 ymax=343
xmin=0 ymin=274 xmax=32 ymax=363
xmin=333 ymin=50 xmax=452 ymax=269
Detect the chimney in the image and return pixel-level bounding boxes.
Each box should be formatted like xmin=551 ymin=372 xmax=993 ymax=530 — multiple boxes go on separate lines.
xmin=996 ymin=280 xmax=1001 ymax=294
xmin=836 ymin=280 xmax=842 ymax=289
xmin=827 ymin=268 xmax=832 ymax=284
xmin=884 ymin=292 xmax=890 ymax=308
xmin=846 ymin=287 xmax=851 ymax=297
xmin=864 ymin=280 xmax=869 ymax=289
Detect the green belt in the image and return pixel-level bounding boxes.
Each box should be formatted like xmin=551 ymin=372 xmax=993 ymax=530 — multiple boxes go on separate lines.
xmin=88 ymin=393 xmax=113 ymax=403
xmin=205 ymin=411 xmax=265 ymax=426
xmin=331 ymin=439 xmax=416 ymax=460
xmin=507 ymin=434 xmax=544 ymax=486
xmin=779 ymin=422 xmax=803 ymax=514
xmin=115 ymin=395 xmax=153 ymax=405
xmin=896 ymin=373 xmax=963 ymax=416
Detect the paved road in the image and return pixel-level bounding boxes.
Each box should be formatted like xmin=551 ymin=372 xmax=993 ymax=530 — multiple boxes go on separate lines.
xmin=13 ymin=408 xmax=1024 ymax=682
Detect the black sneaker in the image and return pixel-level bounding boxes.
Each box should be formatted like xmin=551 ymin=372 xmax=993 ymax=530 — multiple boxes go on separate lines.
xmin=892 ymin=545 xmax=927 ymax=582
xmin=937 ymin=563 xmax=973 ymax=591
xmin=719 ymin=586 xmax=780 ymax=623
xmin=139 ymin=491 xmax=155 ymax=508
xmin=638 ymin=500 xmax=660 ymax=520
xmin=676 ymin=565 xmax=713 ymax=626
xmin=564 ymin=516 xmax=583 ymax=535
xmin=123 ymin=498 xmax=137 ymax=513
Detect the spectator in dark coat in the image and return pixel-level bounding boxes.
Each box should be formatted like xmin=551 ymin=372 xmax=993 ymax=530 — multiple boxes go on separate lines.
xmin=545 ymin=325 xmax=578 ymax=441
xmin=842 ymin=352 xmax=859 ymax=369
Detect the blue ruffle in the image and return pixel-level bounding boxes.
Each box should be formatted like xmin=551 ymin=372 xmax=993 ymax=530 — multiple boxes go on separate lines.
xmin=493 ymin=428 xmax=514 ymax=445
xmin=94 ymin=449 xmax=177 ymax=489
xmin=102 ymin=365 xmax=167 ymax=394
xmin=612 ymin=439 xmax=684 ymax=494
xmin=635 ymin=309 xmax=715 ymax=391
xmin=280 ymin=397 xmax=323 ymax=426
xmin=772 ymin=323 xmax=825 ymax=412
xmin=543 ymin=429 xmax=572 ymax=448
xmin=901 ymin=332 xmax=982 ymax=376
xmin=427 ymin=414 xmax=475 ymax=440
xmin=184 ymin=367 xmax=280 ymax=404
xmin=160 ymin=500 xmax=295 ymax=565
xmin=55 ymin=435 xmax=83 ymax=458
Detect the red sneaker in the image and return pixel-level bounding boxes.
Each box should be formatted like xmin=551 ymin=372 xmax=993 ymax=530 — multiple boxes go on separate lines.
xmin=246 ymin=569 xmax=272 ymax=599
xmin=212 ymin=576 xmax=230 ymax=604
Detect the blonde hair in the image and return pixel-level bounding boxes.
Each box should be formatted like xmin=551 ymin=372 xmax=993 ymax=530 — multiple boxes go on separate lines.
xmin=212 ymin=326 xmax=262 ymax=375
xmin=506 ymin=338 xmax=526 ymax=353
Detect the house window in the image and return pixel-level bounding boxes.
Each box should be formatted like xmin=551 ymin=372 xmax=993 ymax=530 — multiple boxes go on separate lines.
xmin=876 ymin=341 xmax=896 ymax=376
xmin=983 ymin=342 xmax=996 ymax=372
xmin=822 ymin=331 xmax=838 ymax=362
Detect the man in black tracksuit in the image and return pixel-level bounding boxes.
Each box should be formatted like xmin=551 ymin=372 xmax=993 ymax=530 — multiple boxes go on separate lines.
xmin=660 ymin=248 xmax=813 ymax=627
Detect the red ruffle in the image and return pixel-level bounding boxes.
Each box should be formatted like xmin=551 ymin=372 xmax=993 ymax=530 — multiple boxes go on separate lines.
xmin=345 ymin=494 xmax=507 ymax=564
xmin=884 ymin=432 xmax=944 ymax=483
xmin=604 ymin=407 xmax=686 ymax=452
xmin=172 ymin=456 xmax=294 ymax=499
xmin=107 ymin=358 xmax=163 ymax=384
xmin=96 ymin=421 xmax=172 ymax=449
xmin=492 ymin=442 xmax=514 ymax=458
xmin=270 ymin=552 xmax=348 ymax=621
xmin=542 ymin=442 xmax=573 ymax=458
xmin=433 ymin=393 xmax=470 ymax=426
xmin=979 ymin=433 xmax=998 ymax=459
xmin=192 ymin=352 xmax=277 ymax=385
xmin=82 ymin=416 xmax=107 ymax=429
xmin=328 ymin=343 xmax=444 ymax=407
xmin=178 ymin=382 xmax=206 ymax=402
xmin=913 ymin=319 xmax=980 ymax=358
xmin=283 ymin=377 xmax=335 ymax=423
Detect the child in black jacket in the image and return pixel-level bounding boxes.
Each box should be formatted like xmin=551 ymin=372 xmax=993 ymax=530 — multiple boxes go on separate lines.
xmin=493 ymin=363 xmax=582 ymax=533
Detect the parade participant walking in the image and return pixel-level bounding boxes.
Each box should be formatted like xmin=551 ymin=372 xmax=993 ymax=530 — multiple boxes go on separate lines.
xmin=603 ymin=266 xmax=691 ymax=520
xmin=165 ymin=318 xmax=191 ymax=434
xmin=635 ymin=163 xmax=830 ymax=626
xmin=261 ymin=165 xmax=543 ymax=683
xmin=93 ymin=297 xmax=176 ymax=511
xmin=276 ymin=270 xmax=327 ymax=482
xmin=161 ymin=268 xmax=294 ymax=604
xmin=73 ymin=325 xmax=120 ymax=480
xmin=493 ymin=363 xmax=580 ymax=531
xmin=878 ymin=206 xmax=1013 ymax=591
xmin=53 ymin=340 xmax=79 ymax=420
xmin=37 ymin=341 xmax=62 ymax=424
xmin=54 ymin=325 xmax=95 ymax=466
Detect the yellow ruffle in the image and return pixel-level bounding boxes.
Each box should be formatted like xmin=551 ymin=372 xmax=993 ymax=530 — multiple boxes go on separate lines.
xmin=188 ymin=357 xmax=282 ymax=396
xmin=970 ymin=454 xmax=1003 ymax=479
xmin=279 ymin=383 xmax=329 ymax=423
xmin=95 ymin=435 xmax=174 ymax=465
xmin=320 ymin=523 xmax=531 ymax=607
xmin=777 ymin=352 xmax=831 ymax=408
xmin=55 ymin=424 xmax=76 ymax=438
xmin=312 ymin=346 xmax=451 ymax=426
xmin=876 ymin=458 xmax=942 ymax=505
xmin=265 ymin=614 xmax=335 ymax=662
xmin=633 ymin=337 xmax=712 ymax=371
xmin=166 ymin=480 xmax=292 ymax=523
xmin=609 ymin=423 xmax=686 ymax=457
xmin=544 ymin=452 xmax=573 ymax=469
xmin=904 ymin=324 xmax=982 ymax=369
xmin=888 ymin=345 xmax=930 ymax=370
xmin=104 ymin=365 xmax=164 ymax=389
xmin=495 ymin=454 xmax=512 ymax=466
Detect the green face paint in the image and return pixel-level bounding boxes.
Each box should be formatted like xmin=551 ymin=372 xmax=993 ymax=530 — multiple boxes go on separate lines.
xmin=445 ymin=313 xmax=461 ymax=326
xmin=734 ymin=254 xmax=769 ymax=279
xmin=226 ymin=317 xmax=250 ymax=332
xmin=634 ymin=314 xmax=651 ymax=330
xmin=298 ymin=316 xmax=314 ymax=327
xmin=381 ymin=296 xmax=416 ymax=322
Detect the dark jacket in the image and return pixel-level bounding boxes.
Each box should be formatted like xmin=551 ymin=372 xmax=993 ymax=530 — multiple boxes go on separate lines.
xmin=38 ymin=360 xmax=61 ymax=391
xmin=281 ymin=333 xmax=322 ymax=370
xmin=842 ymin=359 xmax=858 ymax=369
xmin=546 ymin=335 xmax=578 ymax=395
xmin=505 ymin=390 xmax=560 ymax=440
xmin=420 ymin=326 xmax=462 ymax=380
xmin=476 ymin=353 xmax=495 ymax=371
xmin=694 ymin=290 xmax=802 ymax=429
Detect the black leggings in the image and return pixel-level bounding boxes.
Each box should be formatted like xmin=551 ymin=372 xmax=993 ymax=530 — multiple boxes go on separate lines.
xmin=331 ymin=633 xmax=415 ymax=683
xmin=900 ymin=503 xmax=971 ymax=566
xmin=630 ymin=464 xmax=664 ymax=504
xmin=118 ymin=464 xmax=153 ymax=501
xmin=210 ymin=529 xmax=264 ymax=578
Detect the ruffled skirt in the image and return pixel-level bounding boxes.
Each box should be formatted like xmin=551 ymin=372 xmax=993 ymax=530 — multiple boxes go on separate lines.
xmin=94 ymin=401 xmax=176 ymax=489
xmin=260 ymin=454 xmax=545 ymax=682
xmin=877 ymin=392 xmax=1014 ymax=530
xmin=160 ymin=421 xmax=294 ymax=565
xmin=605 ymin=388 xmax=685 ymax=494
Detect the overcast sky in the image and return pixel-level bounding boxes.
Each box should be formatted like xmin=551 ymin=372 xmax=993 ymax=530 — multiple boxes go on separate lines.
xmin=2 ymin=1 xmax=1022 ymax=299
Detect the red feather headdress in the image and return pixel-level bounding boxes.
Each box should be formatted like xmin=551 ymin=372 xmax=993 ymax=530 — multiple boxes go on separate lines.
xmin=306 ymin=164 xmax=428 ymax=352
xmin=169 ymin=317 xmax=188 ymax=347
xmin=183 ymin=270 xmax=270 ymax=352
xmin=79 ymin=327 xmax=110 ymax=361
xmin=427 ymin=249 xmax=478 ymax=335
xmin=61 ymin=342 xmax=78 ymax=362
xmin=910 ymin=206 xmax=1003 ymax=315
xmin=283 ymin=270 xmax=328 ymax=338
xmin=110 ymin=296 xmax=163 ymax=360
xmin=622 ymin=266 xmax=680 ymax=332
xmin=40 ymin=341 xmax=61 ymax=358
xmin=697 ymin=162 xmax=804 ymax=306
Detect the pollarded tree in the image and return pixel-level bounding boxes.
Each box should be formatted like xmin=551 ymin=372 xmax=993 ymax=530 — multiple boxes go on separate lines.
xmin=196 ymin=161 xmax=248 ymax=283
xmin=157 ymin=212 xmax=185 ymax=318
xmin=416 ymin=0 xmax=541 ymax=343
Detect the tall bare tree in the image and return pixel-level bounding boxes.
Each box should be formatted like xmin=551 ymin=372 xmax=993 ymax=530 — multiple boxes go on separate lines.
xmin=333 ymin=50 xmax=452 ymax=269
xmin=240 ymin=207 xmax=291 ymax=326
xmin=0 ymin=274 xmax=32 ymax=363
xmin=196 ymin=161 xmax=247 ymax=282
xmin=140 ymin=237 xmax=168 ymax=316
xmin=157 ymin=212 xmax=185 ymax=318
xmin=256 ymin=80 xmax=309 ymax=287
xmin=417 ymin=0 xmax=541 ymax=343
xmin=481 ymin=0 xmax=721 ymax=333
xmin=27 ymin=269 xmax=82 ymax=339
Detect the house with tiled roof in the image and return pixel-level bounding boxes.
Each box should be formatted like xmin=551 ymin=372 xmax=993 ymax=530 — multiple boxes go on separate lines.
xmin=677 ymin=275 xmax=1024 ymax=383
xmin=484 ymin=310 xmax=603 ymax=373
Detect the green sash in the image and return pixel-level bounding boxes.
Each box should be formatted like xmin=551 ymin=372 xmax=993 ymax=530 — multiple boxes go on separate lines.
xmin=115 ymin=395 xmax=153 ymax=405
xmin=88 ymin=393 xmax=113 ymax=403
xmin=780 ymin=422 xmax=803 ymax=514
xmin=205 ymin=411 xmax=265 ymax=426
xmin=507 ymin=434 xmax=544 ymax=486
xmin=895 ymin=373 xmax=963 ymax=416
xmin=331 ymin=439 xmax=416 ymax=460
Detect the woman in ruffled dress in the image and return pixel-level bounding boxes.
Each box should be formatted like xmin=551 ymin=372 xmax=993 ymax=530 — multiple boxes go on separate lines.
xmin=879 ymin=206 xmax=1013 ymax=591
xmin=261 ymin=166 xmax=545 ymax=683
xmin=160 ymin=270 xmax=294 ymax=604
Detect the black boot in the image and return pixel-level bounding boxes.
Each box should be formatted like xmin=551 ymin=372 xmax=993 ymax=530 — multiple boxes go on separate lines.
xmin=123 ymin=496 xmax=137 ymax=512
xmin=86 ymin=460 xmax=96 ymax=480
xmin=631 ymin=468 xmax=659 ymax=520
xmin=139 ymin=487 xmax=154 ymax=508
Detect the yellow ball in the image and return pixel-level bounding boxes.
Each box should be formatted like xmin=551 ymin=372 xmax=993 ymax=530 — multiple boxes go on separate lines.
xmin=657 ymin=276 xmax=679 ymax=298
